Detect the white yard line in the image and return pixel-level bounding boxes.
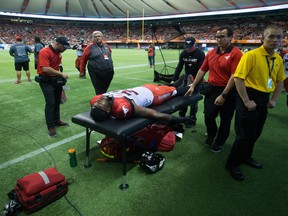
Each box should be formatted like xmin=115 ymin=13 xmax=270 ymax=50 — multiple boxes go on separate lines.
xmin=0 ymin=61 xmax=177 ymax=84
xmin=0 ymin=132 xmax=86 ymax=170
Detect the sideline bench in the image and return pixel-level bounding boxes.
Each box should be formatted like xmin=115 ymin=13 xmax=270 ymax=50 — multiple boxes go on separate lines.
xmin=71 ymin=93 xmax=203 ymax=189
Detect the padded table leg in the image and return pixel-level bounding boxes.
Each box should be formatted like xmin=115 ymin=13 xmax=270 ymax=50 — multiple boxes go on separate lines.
xmin=84 ymin=127 xmax=92 ymax=168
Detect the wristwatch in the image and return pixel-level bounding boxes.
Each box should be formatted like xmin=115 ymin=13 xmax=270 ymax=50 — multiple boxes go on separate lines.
xmin=221 ymin=93 xmax=228 ymax=99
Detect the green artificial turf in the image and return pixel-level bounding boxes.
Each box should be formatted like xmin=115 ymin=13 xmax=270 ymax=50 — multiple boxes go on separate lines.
xmin=0 ymin=48 xmax=287 ymax=216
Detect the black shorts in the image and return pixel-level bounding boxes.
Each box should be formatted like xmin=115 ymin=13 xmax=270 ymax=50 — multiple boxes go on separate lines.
xmin=15 ymin=61 xmax=29 ymax=71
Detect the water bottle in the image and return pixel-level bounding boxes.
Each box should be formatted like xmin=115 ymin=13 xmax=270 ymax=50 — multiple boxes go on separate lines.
xmin=68 ymin=148 xmax=77 ymax=167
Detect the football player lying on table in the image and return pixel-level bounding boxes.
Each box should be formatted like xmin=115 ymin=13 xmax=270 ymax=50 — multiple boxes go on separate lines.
xmin=90 ymin=84 xmax=194 ymax=125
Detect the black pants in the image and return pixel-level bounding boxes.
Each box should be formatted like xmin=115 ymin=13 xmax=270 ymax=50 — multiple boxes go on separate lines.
xmin=227 ymin=89 xmax=269 ymax=166
xmin=178 ymin=75 xmax=202 ymax=124
xmin=204 ymin=86 xmax=236 ymax=146
xmin=88 ymin=70 xmax=114 ymax=95
xmin=39 ymin=81 xmax=62 ymax=129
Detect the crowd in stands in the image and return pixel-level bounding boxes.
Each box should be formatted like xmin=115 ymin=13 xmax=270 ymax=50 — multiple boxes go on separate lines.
xmin=0 ymin=15 xmax=287 ymax=46
xmin=182 ymin=18 xmax=288 ymax=42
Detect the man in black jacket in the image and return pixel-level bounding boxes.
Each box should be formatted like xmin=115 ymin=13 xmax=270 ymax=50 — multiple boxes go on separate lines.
xmin=171 ymin=37 xmax=205 ymax=128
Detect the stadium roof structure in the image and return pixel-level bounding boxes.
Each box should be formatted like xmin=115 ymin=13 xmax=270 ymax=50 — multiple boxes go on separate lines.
xmin=0 ymin=0 xmax=288 ymax=21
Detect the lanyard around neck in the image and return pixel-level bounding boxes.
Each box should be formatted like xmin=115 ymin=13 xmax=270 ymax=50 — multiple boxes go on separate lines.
xmin=95 ymin=43 xmax=105 ymax=54
xmin=265 ymin=56 xmax=275 ymax=77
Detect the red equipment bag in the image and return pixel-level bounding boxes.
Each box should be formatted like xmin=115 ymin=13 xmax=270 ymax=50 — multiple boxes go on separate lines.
xmin=100 ymin=124 xmax=176 ymax=159
xmin=15 ymin=167 xmax=68 ymax=214
xmin=133 ymin=124 xmax=176 ymax=152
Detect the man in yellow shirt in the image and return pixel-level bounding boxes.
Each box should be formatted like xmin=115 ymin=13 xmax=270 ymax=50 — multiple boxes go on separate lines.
xmin=226 ymin=25 xmax=286 ymax=181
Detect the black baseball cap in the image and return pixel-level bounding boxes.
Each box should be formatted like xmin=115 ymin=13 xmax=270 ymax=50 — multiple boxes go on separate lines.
xmin=34 ymin=36 xmax=41 ymax=42
xmin=184 ymin=37 xmax=196 ymax=48
xmin=90 ymin=106 xmax=110 ymax=121
xmin=56 ymin=36 xmax=71 ymax=49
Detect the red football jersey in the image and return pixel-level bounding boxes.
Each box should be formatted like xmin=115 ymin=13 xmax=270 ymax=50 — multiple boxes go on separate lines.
xmin=90 ymin=84 xmax=177 ymax=119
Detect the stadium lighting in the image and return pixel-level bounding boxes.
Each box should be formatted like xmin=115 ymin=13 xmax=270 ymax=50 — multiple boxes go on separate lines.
xmin=0 ymin=4 xmax=287 ymax=22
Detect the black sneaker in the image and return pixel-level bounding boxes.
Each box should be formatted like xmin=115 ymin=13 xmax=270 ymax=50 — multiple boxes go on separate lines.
xmin=183 ymin=116 xmax=195 ymax=127
xmin=182 ymin=115 xmax=196 ymax=128
xmin=55 ymin=121 xmax=69 ymax=127
xmin=226 ymin=164 xmax=244 ymax=181
xmin=205 ymin=137 xmax=214 ymax=146
xmin=48 ymin=128 xmax=57 ymax=137
xmin=210 ymin=144 xmax=223 ymax=153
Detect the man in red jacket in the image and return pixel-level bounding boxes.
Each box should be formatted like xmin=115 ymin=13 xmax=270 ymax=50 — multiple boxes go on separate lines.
xmin=80 ymin=31 xmax=114 ymax=95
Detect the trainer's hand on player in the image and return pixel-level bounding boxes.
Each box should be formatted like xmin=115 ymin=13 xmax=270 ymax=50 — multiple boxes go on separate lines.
xmin=184 ymin=85 xmax=194 ymax=97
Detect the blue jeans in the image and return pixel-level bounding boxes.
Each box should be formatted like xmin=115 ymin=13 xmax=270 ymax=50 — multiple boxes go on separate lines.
xmin=148 ymin=56 xmax=154 ymax=66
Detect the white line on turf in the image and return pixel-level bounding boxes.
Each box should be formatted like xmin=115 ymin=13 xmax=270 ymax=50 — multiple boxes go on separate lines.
xmin=0 ymin=61 xmax=177 ymax=84
xmin=0 ymin=132 xmax=86 ymax=170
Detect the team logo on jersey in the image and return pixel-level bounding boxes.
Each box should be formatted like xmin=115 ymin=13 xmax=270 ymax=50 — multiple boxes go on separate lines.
xmin=183 ymin=58 xmax=197 ymax=63
xmin=225 ymin=55 xmax=230 ymax=60
xmin=122 ymin=105 xmax=129 ymax=116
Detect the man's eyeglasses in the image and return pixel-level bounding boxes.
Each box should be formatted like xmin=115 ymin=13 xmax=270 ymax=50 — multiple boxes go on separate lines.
xmin=215 ymin=35 xmax=227 ymax=39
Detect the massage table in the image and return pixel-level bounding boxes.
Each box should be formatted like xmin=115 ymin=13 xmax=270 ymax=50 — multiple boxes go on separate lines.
xmin=71 ymin=93 xmax=203 ymax=190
